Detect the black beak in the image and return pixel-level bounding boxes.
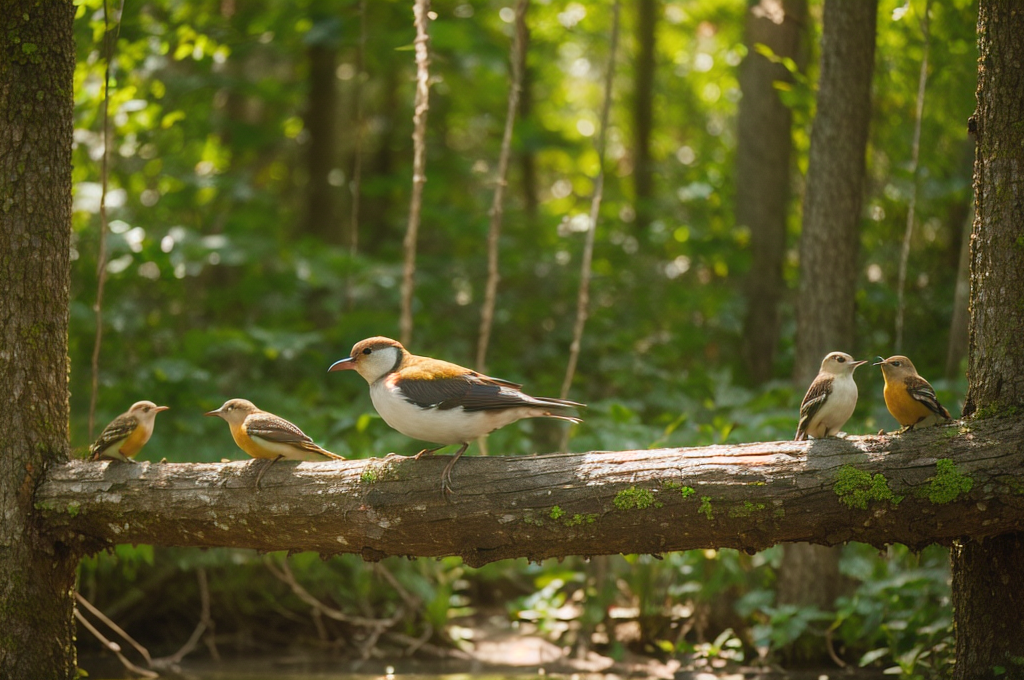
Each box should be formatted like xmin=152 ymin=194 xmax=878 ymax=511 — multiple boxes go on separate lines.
xmin=872 ymin=356 xmax=886 ymax=366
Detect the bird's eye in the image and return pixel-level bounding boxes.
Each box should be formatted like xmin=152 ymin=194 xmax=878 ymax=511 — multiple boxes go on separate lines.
xmin=363 ymin=348 xmax=372 ymax=355
xmin=893 ymin=361 xmax=901 ymax=367
xmin=837 ymin=356 xmax=846 ymax=363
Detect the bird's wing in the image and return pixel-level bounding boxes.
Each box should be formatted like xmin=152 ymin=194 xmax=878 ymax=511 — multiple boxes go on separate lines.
xmin=90 ymin=414 xmax=139 ymax=459
xmin=905 ymin=375 xmax=951 ymax=419
xmin=245 ymin=413 xmax=342 ymax=459
xmin=795 ymin=375 xmax=832 ymax=440
xmin=397 ymin=373 xmax=579 ymax=413
xmin=245 ymin=413 xmax=314 ymax=444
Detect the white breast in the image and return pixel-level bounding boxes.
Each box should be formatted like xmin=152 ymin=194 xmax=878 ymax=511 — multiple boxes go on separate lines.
xmin=807 ymin=374 xmax=859 ymax=438
xmin=369 ymin=380 xmax=530 ymax=445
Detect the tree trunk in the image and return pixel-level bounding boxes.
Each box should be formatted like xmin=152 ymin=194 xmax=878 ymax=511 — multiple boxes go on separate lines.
xmin=952 ymin=2 xmax=1024 ymax=677
xmin=784 ymin=0 xmax=876 ymax=661
xmin=35 ymin=417 xmax=1024 ymax=566
xmin=793 ymin=0 xmax=877 ymax=385
xmin=945 ymin=205 xmax=973 ymax=378
xmin=303 ymin=41 xmax=339 ymax=241
xmin=0 ymin=2 xmax=78 ymax=677
xmin=632 ymin=0 xmax=657 ymax=234
xmin=738 ymin=0 xmax=807 ymax=385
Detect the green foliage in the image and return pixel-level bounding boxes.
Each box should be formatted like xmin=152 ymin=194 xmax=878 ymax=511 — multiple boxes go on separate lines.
xmin=67 ymin=0 xmax=976 ymax=670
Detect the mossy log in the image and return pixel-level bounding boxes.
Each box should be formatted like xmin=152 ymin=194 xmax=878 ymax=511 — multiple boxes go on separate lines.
xmin=37 ymin=415 xmax=1024 ymax=567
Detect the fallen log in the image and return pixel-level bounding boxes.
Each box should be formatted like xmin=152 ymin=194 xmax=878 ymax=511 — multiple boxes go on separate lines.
xmin=36 ymin=415 xmax=1024 ymax=567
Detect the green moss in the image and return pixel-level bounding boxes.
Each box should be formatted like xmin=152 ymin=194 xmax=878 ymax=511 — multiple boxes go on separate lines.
xmin=834 ymin=465 xmax=902 ymax=510
xmin=973 ymin=402 xmax=1021 ymax=420
xmin=564 ymin=513 xmax=598 ymax=527
xmin=34 ymin=500 xmax=56 ymax=513
xmin=923 ymin=459 xmax=973 ymax=504
xmin=359 ymin=459 xmax=396 ymax=484
xmin=698 ymin=496 xmax=713 ymax=520
xmin=728 ymin=501 xmax=766 ymax=518
xmin=660 ymin=480 xmax=696 ymax=498
xmin=66 ymin=502 xmax=80 ymax=518
xmin=549 ymin=505 xmax=565 ymax=520
xmin=614 ymin=486 xmax=655 ymax=510
xmin=773 ymin=507 xmax=785 ymax=519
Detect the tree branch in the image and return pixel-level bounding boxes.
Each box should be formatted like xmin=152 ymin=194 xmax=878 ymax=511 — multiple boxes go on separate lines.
xmin=38 ymin=417 xmax=1024 ymax=567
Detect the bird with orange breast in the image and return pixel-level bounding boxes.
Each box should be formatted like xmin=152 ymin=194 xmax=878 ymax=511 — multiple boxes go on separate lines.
xmin=874 ymin=355 xmax=952 ymax=432
xmin=205 ymin=398 xmax=343 ymax=488
xmin=795 ymin=352 xmax=867 ymax=441
xmin=329 ymin=336 xmax=584 ymax=494
xmin=90 ymin=400 xmax=170 ymax=462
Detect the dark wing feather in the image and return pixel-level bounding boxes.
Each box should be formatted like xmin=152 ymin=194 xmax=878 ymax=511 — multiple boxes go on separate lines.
xmin=398 ymin=374 xmax=581 ymax=413
xmin=246 ymin=413 xmax=342 ymax=459
xmin=245 ymin=413 xmax=314 ymax=444
xmin=90 ymin=414 xmax=139 ymax=459
xmin=795 ymin=375 xmax=832 ymax=441
xmin=905 ymin=375 xmax=951 ymax=419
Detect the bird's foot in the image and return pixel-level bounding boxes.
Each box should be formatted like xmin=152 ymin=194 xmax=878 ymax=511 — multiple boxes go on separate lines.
xmin=414 ymin=446 xmax=443 ymax=460
xmin=254 ymin=456 xmax=284 ymax=490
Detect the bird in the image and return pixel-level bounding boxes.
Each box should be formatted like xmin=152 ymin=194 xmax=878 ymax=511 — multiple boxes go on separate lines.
xmin=875 ymin=355 xmax=952 ymax=432
xmin=205 ymin=398 xmax=343 ymax=488
xmin=328 ymin=336 xmax=583 ymax=494
xmin=795 ymin=352 xmax=867 ymax=441
xmin=90 ymin=400 xmax=170 ymax=462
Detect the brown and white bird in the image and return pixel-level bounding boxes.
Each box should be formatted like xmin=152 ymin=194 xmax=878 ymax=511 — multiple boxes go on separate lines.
xmin=205 ymin=398 xmax=343 ymax=488
xmin=329 ymin=336 xmax=583 ymax=493
xmin=875 ymin=355 xmax=952 ymax=431
xmin=90 ymin=400 xmax=170 ymax=462
xmin=795 ymin=352 xmax=867 ymax=441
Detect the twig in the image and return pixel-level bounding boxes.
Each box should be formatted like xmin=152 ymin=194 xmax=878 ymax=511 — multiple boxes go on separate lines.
xmin=74 ymin=608 xmax=159 ymax=679
xmin=346 ymin=0 xmax=367 ymax=311
xmin=374 ymin=561 xmax=422 ymax=612
xmin=476 ymin=0 xmax=530 ymax=373
xmin=559 ymin=0 xmax=621 ymax=449
xmin=75 ymin=591 xmax=153 ymax=665
xmin=88 ymin=0 xmax=123 ymax=440
xmin=894 ymin=0 xmax=931 ymax=352
xmin=400 ymin=0 xmax=432 ymax=346
xmin=152 ymin=567 xmax=214 ymax=669
xmin=825 ymin=624 xmax=848 ymax=668
xmin=265 ymin=556 xmax=405 ymax=629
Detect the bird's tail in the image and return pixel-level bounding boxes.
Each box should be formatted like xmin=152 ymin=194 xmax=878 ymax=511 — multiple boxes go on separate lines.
xmin=302 ymin=442 xmax=345 ymax=460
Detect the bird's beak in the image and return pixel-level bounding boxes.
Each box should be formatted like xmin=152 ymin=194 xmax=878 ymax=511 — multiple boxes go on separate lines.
xmin=872 ymin=356 xmax=886 ymax=366
xmin=204 ymin=408 xmax=222 ymax=418
xmin=851 ymin=360 xmax=868 ymax=368
xmin=328 ymin=357 xmax=357 ymax=372
xmin=155 ymin=405 xmax=170 ymax=412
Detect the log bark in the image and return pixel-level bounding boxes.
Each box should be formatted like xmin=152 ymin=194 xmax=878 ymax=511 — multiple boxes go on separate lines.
xmin=0 ymin=1 xmax=78 ymax=677
xmin=36 ymin=416 xmax=1024 ymax=568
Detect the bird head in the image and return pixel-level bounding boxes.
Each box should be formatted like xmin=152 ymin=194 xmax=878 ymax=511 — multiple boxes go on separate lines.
xmin=819 ymin=351 xmax=868 ymax=376
xmin=873 ymin=355 xmax=916 ymax=379
xmin=328 ymin=336 xmax=406 ymax=384
xmin=129 ymin=400 xmax=170 ymax=425
xmin=205 ymin=398 xmax=258 ymax=426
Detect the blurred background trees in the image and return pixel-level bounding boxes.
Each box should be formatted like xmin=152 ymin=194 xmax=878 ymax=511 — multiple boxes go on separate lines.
xmin=68 ymin=0 xmax=977 ymax=674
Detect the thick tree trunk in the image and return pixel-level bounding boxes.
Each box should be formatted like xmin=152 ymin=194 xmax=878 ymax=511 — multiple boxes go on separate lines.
xmin=785 ymin=0 xmax=876 ymax=659
xmin=953 ymin=2 xmax=1024 ymax=677
xmin=632 ymin=0 xmax=657 ymax=234
xmin=303 ymin=42 xmax=339 ymax=241
xmin=36 ymin=417 xmax=1024 ymax=566
xmin=738 ymin=0 xmax=807 ymax=385
xmin=793 ymin=0 xmax=877 ymax=385
xmin=0 ymin=2 xmax=78 ymax=677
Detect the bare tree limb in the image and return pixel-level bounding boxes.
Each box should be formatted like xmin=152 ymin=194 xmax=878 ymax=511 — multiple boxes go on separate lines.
xmin=37 ymin=417 xmax=1024 ymax=567
xmin=560 ymin=0 xmax=621 ymax=410
xmin=74 ymin=608 xmax=159 ymax=679
xmin=400 ymin=0 xmax=432 ymax=346
xmin=76 ymin=591 xmax=153 ymax=666
xmin=894 ymin=0 xmax=932 ymax=352
xmin=476 ymin=0 xmax=529 ymax=373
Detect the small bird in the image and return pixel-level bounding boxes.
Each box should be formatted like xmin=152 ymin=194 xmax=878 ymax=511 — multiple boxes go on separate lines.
xmin=795 ymin=352 xmax=867 ymax=441
xmin=329 ymin=336 xmax=583 ymax=494
xmin=875 ymin=355 xmax=952 ymax=431
xmin=90 ymin=401 xmax=170 ymax=462
xmin=205 ymin=398 xmax=343 ymax=488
